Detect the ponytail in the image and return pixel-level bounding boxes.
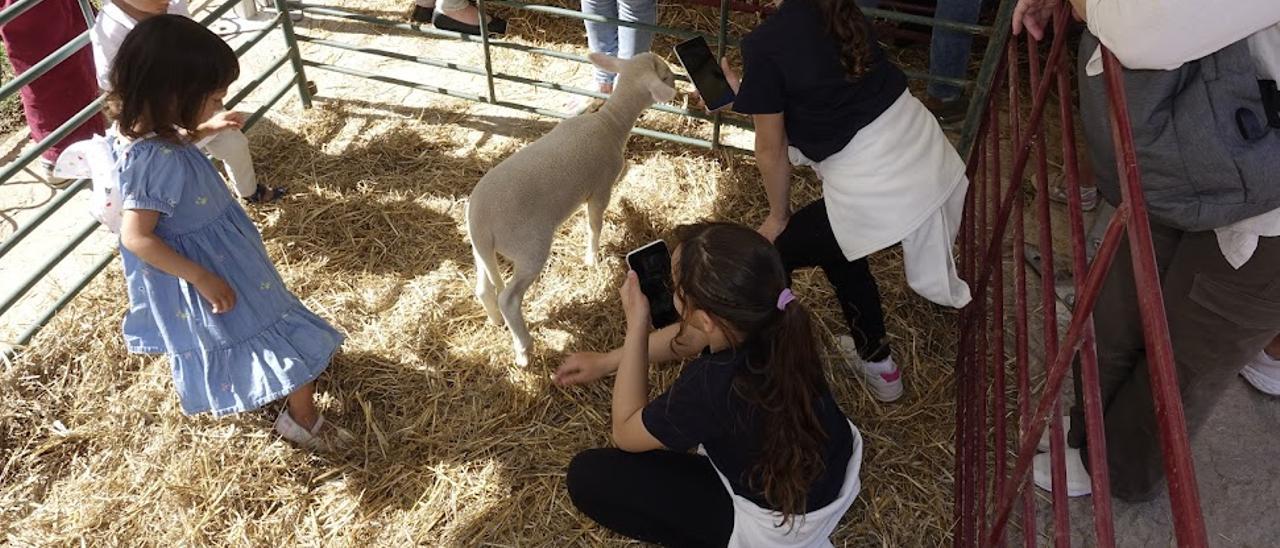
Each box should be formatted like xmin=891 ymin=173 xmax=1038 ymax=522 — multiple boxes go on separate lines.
xmin=813 ymin=0 xmax=875 ymax=81
xmin=750 ymin=299 xmax=829 ymax=526
xmin=672 ymin=223 xmax=832 ymax=524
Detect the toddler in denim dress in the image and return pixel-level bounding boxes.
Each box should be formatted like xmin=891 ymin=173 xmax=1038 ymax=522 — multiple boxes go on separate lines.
xmin=108 ymin=15 xmax=346 ymax=451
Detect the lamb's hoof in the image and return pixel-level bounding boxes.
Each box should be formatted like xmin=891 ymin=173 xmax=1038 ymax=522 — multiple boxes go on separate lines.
xmin=515 ymin=351 xmax=530 ymax=367
xmin=585 ymin=253 xmax=597 ymax=266
xmin=486 ymin=312 xmax=506 ymax=326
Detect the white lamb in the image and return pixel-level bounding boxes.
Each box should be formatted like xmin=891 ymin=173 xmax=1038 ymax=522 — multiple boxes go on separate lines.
xmin=467 ymin=52 xmax=677 ymax=366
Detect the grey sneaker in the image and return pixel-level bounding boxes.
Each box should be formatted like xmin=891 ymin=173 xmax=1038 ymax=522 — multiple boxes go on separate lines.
xmin=1048 ymin=182 xmax=1098 ymax=212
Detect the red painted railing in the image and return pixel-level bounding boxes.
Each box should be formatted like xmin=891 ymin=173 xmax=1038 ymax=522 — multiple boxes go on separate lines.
xmin=954 ymin=5 xmax=1208 ymax=546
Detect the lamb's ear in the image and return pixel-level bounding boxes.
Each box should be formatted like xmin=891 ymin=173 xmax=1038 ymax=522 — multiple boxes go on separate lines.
xmin=589 ymin=52 xmax=623 ymax=74
xmin=647 ymin=78 xmax=677 ymax=103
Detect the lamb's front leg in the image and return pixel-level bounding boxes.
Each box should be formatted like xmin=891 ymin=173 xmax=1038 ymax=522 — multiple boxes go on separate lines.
xmin=585 ymin=187 xmax=613 ymax=266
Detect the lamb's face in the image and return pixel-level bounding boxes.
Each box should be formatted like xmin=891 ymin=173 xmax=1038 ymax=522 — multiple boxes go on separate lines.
xmin=625 ymin=52 xmax=677 ymax=104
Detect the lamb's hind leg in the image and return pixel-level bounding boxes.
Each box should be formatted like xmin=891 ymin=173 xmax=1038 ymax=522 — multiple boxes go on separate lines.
xmin=585 ymin=185 xmax=614 ymax=266
xmin=472 ymin=244 xmax=504 ymax=326
xmin=499 ymin=246 xmax=550 ymax=366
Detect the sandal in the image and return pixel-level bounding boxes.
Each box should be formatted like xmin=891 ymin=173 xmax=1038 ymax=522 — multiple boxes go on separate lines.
xmin=244 ymin=183 xmax=288 ymax=204
xmin=274 ymin=409 xmax=354 ymax=453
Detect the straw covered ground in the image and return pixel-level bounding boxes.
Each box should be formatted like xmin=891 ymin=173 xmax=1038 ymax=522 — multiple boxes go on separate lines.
xmin=1 ymin=1 xmax=959 ymax=545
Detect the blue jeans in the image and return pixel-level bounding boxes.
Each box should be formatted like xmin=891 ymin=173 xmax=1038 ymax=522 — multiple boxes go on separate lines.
xmin=858 ymin=0 xmax=982 ymax=101
xmin=581 ymin=0 xmax=657 ymax=85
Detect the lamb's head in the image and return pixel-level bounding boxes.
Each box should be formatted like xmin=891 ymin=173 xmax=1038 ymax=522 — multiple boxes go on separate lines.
xmin=589 ymin=52 xmax=677 ymax=108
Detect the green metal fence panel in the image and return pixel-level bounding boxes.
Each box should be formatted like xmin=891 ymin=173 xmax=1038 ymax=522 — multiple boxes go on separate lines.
xmin=0 ymin=0 xmax=311 ymax=355
xmin=0 ymin=0 xmax=42 ymax=27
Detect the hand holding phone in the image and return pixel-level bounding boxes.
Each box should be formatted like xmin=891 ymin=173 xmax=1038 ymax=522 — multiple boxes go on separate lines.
xmin=619 ymin=271 xmax=651 ymax=331
xmin=625 ymin=240 xmax=680 ymax=328
xmin=675 ymin=37 xmax=736 ymax=112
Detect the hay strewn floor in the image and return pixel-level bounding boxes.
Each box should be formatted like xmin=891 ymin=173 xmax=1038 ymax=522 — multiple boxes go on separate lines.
xmin=1 ymin=2 xmax=958 ymax=545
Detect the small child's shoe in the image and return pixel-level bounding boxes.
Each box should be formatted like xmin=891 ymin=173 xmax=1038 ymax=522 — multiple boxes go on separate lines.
xmin=275 ymin=409 xmax=352 ymax=452
xmin=39 ymin=158 xmax=71 ymax=188
xmin=838 ymin=335 xmax=904 ymax=403
xmin=1241 ymin=350 xmax=1280 ymax=396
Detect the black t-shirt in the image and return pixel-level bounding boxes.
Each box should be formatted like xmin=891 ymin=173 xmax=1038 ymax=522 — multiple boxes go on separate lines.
xmin=642 ymin=344 xmax=854 ymax=512
xmin=733 ymin=0 xmax=908 ymax=162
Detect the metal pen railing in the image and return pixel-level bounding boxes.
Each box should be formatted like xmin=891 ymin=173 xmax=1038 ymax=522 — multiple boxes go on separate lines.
xmin=0 ymin=0 xmax=310 ymax=352
xmin=952 ymin=2 xmax=1207 ymax=546
xmin=282 ymin=0 xmax=992 ymax=153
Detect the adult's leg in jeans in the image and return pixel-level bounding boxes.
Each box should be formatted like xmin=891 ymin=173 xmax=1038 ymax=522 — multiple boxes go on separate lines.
xmin=566 ymin=448 xmax=733 ymax=546
xmin=581 ymin=0 xmax=620 ymax=85
xmin=1094 ymin=232 xmax=1280 ymax=501
xmin=774 ymin=200 xmax=892 ymax=362
xmin=927 ymin=0 xmax=983 ymax=101
xmin=616 ymin=0 xmax=656 ymax=62
xmin=0 ymin=0 xmax=105 ymax=162
xmin=1068 ymin=221 xmax=1180 ymax=450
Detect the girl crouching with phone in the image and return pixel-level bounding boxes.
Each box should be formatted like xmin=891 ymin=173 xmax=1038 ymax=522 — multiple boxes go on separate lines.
xmin=564 ymin=222 xmax=863 ymax=546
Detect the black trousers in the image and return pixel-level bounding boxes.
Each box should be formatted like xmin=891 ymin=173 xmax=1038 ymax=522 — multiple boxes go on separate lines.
xmin=774 ymin=199 xmax=892 ymax=362
xmin=566 ymin=448 xmax=734 ymax=547
xmin=1069 ymin=221 xmax=1280 ymax=501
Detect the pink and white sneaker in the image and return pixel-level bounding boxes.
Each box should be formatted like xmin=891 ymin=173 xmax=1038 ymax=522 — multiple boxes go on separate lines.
xmin=838 ymin=335 xmax=904 ymax=402
xmin=1241 ymin=350 xmax=1280 ymax=396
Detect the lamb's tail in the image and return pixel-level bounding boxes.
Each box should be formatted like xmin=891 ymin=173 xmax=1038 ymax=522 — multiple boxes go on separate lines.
xmin=466 ymin=202 xmax=505 ymax=293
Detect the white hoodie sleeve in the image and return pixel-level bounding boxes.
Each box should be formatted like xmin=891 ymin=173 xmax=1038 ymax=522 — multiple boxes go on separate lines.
xmin=1086 ymin=0 xmax=1280 ymax=69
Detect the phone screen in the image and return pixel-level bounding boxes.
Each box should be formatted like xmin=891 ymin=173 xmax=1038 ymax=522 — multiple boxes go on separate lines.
xmin=675 ymin=37 xmax=735 ymax=111
xmin=626 ymin=241 xmax=680 ymax=329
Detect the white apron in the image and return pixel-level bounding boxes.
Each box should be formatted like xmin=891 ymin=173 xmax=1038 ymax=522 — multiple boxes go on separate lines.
xmin=789 ymin=90 xmax=972 ymax=309
xmin=699 ymin=421 xmax=864 ymax=547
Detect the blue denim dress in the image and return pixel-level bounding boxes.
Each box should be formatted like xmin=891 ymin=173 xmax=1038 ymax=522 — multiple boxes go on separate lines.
xmin=113 ymin=136 xmax=344 ymax=416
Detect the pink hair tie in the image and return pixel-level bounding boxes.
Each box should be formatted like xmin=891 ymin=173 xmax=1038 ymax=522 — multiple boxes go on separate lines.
xmin=776 ymin=288 xmax=796 ymax=311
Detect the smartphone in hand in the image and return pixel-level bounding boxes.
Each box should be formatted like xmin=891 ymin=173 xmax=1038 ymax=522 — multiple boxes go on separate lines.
xmin=675 ymin=36 xmax=735 ymax=112
xmin=625 ymin=240 xmax=680 ymax=329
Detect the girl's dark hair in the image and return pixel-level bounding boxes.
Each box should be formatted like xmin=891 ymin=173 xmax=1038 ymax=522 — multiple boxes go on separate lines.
xmin=106 ymin=14 xmax=240 ymax=141
xmin=812 ymin=0 xmax=875 ymax=81
xmin=671 ymin=222 xmax=829 ymax=525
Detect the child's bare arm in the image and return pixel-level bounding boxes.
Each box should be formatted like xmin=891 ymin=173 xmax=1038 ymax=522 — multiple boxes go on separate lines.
xmin=120 ymin=210 xmax=236 ymax=313
xmin=554 ymin=323 xmax=712 ymax=386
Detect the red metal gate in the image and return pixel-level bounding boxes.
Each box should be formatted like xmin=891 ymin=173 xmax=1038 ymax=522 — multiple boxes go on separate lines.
xmin=953 ymin=4 xmax=1208 ymax=546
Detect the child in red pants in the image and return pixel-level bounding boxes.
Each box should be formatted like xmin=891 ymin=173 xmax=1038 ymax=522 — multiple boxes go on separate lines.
xmin=1 ymin=0 xmax=105 ymax=182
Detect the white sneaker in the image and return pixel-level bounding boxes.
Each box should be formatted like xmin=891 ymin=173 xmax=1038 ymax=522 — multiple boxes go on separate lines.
xmin=1032 ymin=448 xmax=1092 ymax=497
xmin=38 ymin=158 xmax=70 ymax=188
xmin=1036 ymin=417 xmax=1070 ymax=453
xmin=1240 ymin=350 xmax=1280 ymax=396
xmin=838 ymin=335 xmax=903 ymax=402
xmin=274 ymin=409 xmax=351 ymax=452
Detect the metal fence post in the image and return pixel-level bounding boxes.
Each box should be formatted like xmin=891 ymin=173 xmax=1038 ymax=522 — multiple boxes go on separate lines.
xmin=476 ymin=0 xmax=498 ymax=104
xmin=235 ymin=0 xmax=260 ymax=19
xmin=710 ymin=0 xmax=729 ymax=150
xmin=274 ymin=0 xmax=314 ymax=108
xmin=76 ymin=0 xmax=94 ymax=28
xmin=956 ymin=0 xmax=1015 ymax=164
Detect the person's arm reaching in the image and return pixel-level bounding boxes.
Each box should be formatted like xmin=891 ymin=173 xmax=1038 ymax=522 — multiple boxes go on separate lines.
xmin=554 ymin=321 xmax=711 ymax=386
xmin=610 ymin=272 xmax=665 ymax=452
xmin=753 ymin=112 xmax=791 ymax=242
